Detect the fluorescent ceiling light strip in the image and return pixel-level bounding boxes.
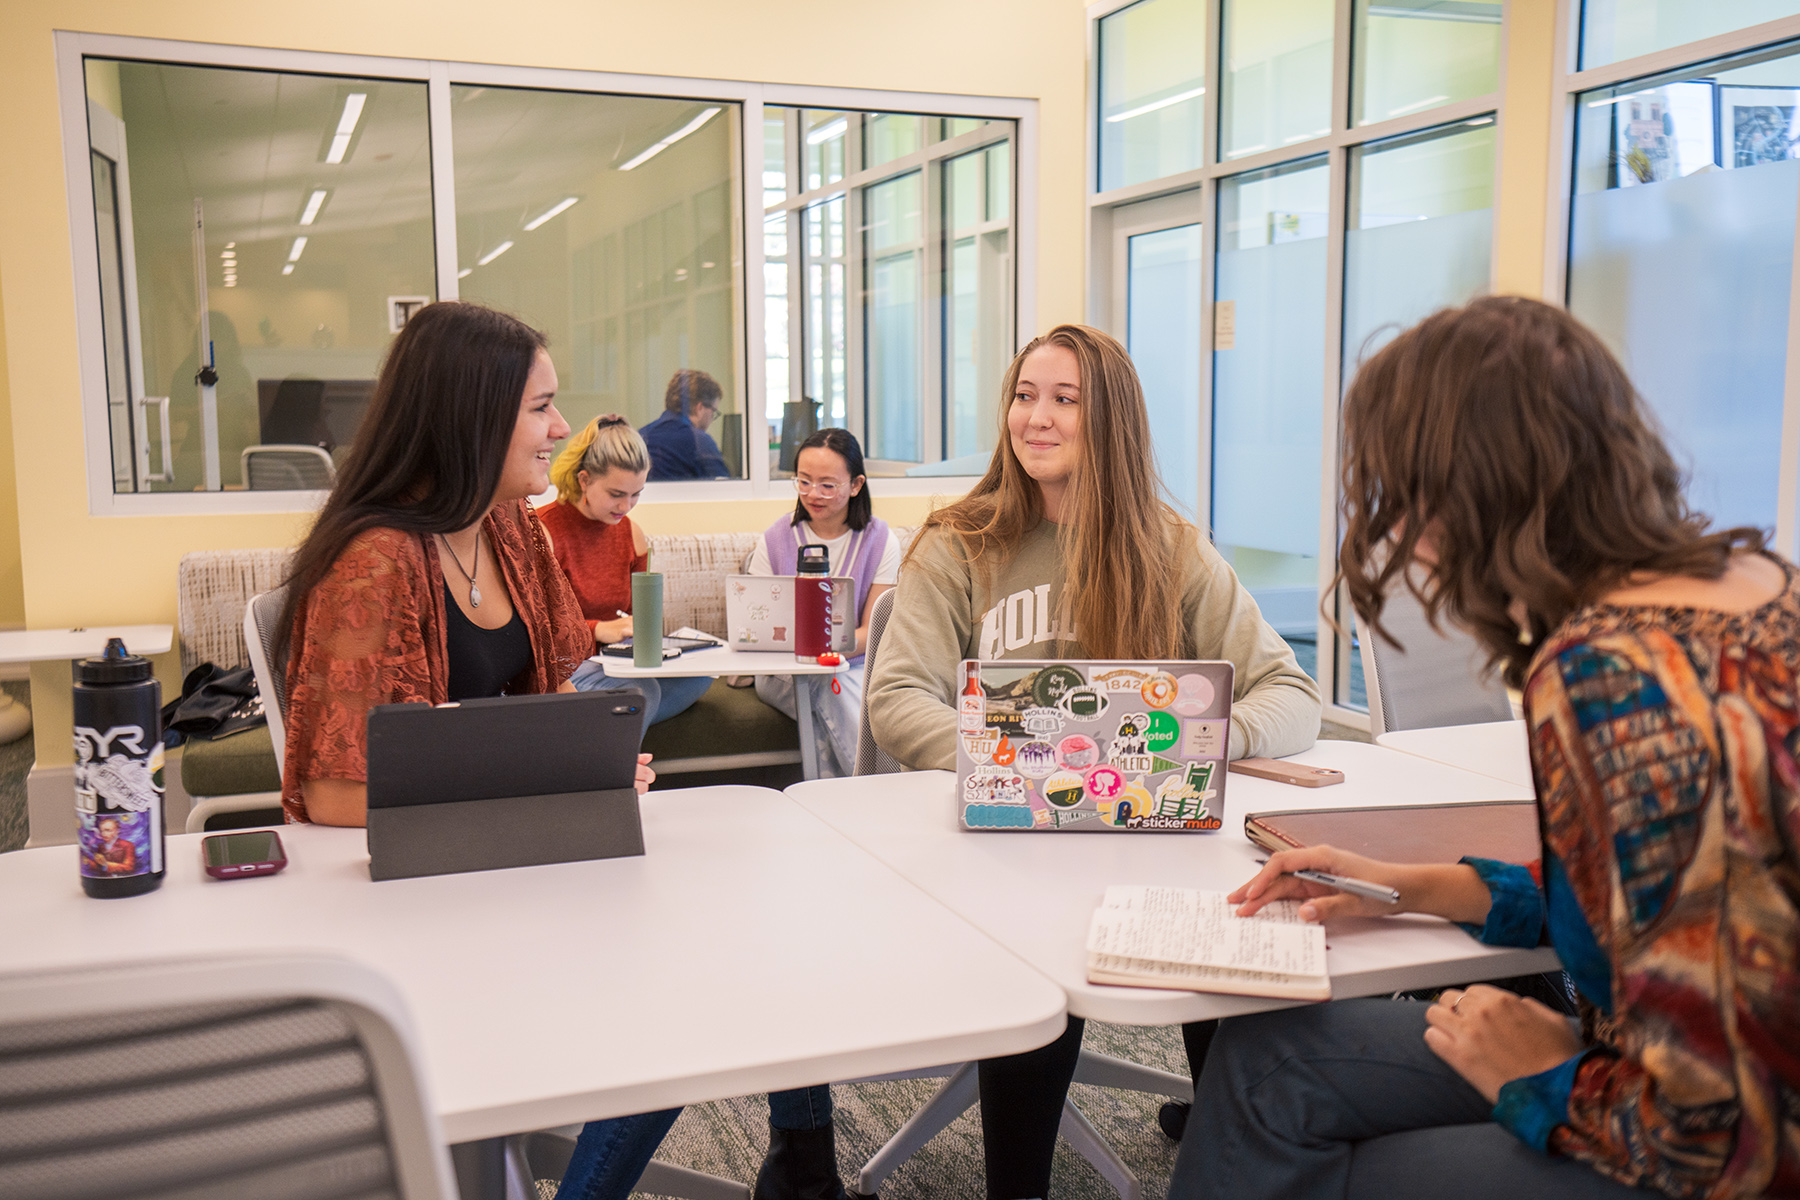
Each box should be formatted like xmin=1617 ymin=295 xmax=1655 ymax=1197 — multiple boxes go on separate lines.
xmin=804 ymin=116 xmax=848 ymax=145
xmin=282 ymin=264 xmax=294 ymax=275
xmin=287 ymin=235 xmax=308 ymax=262
xmin=1105 ymin=85 xmax=1206 ymax=123
xmin=458 ymin=268 xmax=473 ymax=278
xmin=523 ymin=196 xmax=579 ymax=231
xmin=620 ymin=107 xmax=723 ymax=170
xmin=299 ymin=189 xmax=328 ymax=225
xmin=325 ymin=93 xmax=367 ymax=164
xmin=476 ymin=240 xmax=514 ymax=266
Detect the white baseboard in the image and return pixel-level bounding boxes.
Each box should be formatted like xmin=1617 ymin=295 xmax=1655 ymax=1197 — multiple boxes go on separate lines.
xmin=25 ymin=748 xmax=196 ymax=848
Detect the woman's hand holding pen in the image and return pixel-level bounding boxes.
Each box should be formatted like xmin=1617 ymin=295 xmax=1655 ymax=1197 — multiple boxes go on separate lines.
xmin=1231 ymin=845 xmax=1494 ymax=926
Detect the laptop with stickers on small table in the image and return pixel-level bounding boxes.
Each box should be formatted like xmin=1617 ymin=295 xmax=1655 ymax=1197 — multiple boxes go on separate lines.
xmin=955 ymin=659 xmax=1235 ymax=833
xmin=725 ymin=575 xmax=857 ymax=653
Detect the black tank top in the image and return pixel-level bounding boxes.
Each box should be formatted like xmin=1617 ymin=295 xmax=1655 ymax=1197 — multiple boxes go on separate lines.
xmin=442 ymin=585 xmax=533 ymax=700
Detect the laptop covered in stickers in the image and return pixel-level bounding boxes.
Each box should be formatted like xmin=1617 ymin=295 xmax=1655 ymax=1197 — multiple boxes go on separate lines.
xmin=954 ymin=659 xmax=1235 ymax=833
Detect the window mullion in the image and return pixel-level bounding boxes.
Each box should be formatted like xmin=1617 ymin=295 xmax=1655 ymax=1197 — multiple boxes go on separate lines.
xmin=428 ymin=62 xmax=460 ymax=301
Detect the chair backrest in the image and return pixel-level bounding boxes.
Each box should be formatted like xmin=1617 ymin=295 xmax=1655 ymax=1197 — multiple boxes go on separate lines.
xmin=0 ymin=954 xmax=457 ymax=1200
xmin=1358 ymin=574 xmax=1513 ymax=738
xmin=855 ymin=587 xmax=909 ymax=776
xmin=244 ymin=586 xmax=291 ymax=780
xmin=242 ymin=445 xmax=335 ymax=491
xmin=176 ymin=550 xmax=296 ymax=675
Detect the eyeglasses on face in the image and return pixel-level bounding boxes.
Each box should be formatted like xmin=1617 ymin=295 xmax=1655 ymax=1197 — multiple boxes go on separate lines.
xmin=793 ymin=477 xmax=846 ymax=498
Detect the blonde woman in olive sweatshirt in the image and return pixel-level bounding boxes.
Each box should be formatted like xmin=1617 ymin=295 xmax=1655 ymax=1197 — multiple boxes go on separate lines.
xmin=865 ymin=323 xmax=1320 ymax=1200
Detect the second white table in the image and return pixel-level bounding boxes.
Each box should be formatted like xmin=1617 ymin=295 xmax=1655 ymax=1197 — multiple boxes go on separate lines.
xmin=790 ymin=740 xmax=1558 ymax=1026
xmin=598 ymin=644 xmax=847 ymax=779
xmin=1376 ymin=719 xmax=1533 ymax=790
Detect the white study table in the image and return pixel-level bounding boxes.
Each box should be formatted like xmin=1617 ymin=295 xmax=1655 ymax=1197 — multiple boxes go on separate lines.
xmin=0 ymin=785 xmax=1065 ymax=1145
xmin=790 ymin=740 xmax=1559 ymax=1026
xmin=599 ymin=645 xmax=847 ymax=779
xmin=1376 ymin=719 xmax=1533 ymax=790
xmin=0 ymin=623 xmax=173 ymax=662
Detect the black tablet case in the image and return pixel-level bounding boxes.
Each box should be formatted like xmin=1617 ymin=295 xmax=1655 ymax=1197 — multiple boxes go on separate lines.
xmin=364 ymin=690 xmax=647 ymax=882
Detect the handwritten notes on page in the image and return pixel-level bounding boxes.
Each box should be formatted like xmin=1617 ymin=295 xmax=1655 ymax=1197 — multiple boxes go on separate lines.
xmin=1085 ymin=886 xmax=1330 ymax=1000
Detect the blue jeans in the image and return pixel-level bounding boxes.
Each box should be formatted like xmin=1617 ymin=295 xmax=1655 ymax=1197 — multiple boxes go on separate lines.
xmin=550 ymin=1087 xmax=830 ymax=1200
xmin=1170 ymin=1000 xmax=1656 ymax=1200
xmin=569 ymin=658 xmax=713 ymax=728
xmin=554 ymin=1109 xmax=682 ymax=1200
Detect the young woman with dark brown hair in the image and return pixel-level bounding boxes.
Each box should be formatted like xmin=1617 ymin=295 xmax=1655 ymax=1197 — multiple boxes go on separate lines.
xmin=868 ymin=323 xmax=1321 ymax=1199
xmin=1175 ymin=296 xmax=1799 ymax=1200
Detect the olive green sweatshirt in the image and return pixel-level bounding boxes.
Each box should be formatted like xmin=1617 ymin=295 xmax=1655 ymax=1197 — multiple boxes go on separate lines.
xmin=867 ymin=520 xmax=1322 ymax=770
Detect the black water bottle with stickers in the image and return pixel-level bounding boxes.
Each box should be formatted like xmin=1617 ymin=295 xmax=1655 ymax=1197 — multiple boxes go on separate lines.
xmin=73 ymin=638 xmax=165 ymax=898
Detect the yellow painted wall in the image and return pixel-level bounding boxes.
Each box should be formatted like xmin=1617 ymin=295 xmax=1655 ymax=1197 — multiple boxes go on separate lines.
xmin=1 ymin=0 xmax=1091 ymax=762
xmin=0 ymin=0 xmax=1568 ymax=765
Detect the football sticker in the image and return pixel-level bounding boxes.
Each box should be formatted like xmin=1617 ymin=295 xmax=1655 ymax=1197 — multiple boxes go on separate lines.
xmin=1058 ymin=686 xmax=1108 ymax=722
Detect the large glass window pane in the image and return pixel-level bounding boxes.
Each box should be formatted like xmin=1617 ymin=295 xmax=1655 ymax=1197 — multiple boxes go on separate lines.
xmin=1213 ymin=158 xmax=1328 ymax=674
xmin=1126 ymin=222 xmax=1203 ymax=520
xmin=803 ymin=196 xmax=848 ymax=435
xmin=1581 ymin=1 xmax=1800 ymax=70
xmin=803 ymin=110 xmax=848 ymax=191
xmin=1098 ymin=0 xmax=1207 ymax=191
xmin=1221 ymin=0 xmax=1333 ymax=159
xmin=1569 ymin=45 xmax=1800 ymax=534
xmin=1340 ymin=119 xmax=1493 ymax=708
xmin=864 ymin=113 xmax=922 ymax=170
xmin=864 ymin=173 xmax=923 ymax=464
xmin=943 ymin=143 xmax=1013 ymax=466
xmin=1353 ymin=1 xmax=1501 ymax=126
xmin=453 ymin=87 xmax=743 ymax=478
xmin=1344 ymin=119 xmax=1495 ymax=368
xmin=84 ymin=59 xmax=434 ymax=492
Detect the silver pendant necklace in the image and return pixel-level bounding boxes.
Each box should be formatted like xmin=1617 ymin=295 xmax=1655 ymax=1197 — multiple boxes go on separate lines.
xmin=440 ymin=531 xmax=483 ymax=608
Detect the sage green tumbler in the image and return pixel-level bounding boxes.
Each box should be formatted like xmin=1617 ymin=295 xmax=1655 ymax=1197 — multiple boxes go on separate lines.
xmin=631 ymin=572 xmax=663 ymax=668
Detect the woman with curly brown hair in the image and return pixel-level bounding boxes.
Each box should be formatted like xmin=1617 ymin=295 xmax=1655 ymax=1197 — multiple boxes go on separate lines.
xmin=1177 ymin=296 xmax=1799 ymax=1200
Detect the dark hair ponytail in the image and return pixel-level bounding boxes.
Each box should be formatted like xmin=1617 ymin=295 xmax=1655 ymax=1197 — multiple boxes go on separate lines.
xmin=275 ymin=301 xmax=547 ymax=662
xmin=791 ymin=427 xmax=871 ymax=531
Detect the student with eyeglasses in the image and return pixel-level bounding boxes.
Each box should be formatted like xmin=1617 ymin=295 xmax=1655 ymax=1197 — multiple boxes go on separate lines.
xmin=746 ymin=427 xmax=900 ymax=778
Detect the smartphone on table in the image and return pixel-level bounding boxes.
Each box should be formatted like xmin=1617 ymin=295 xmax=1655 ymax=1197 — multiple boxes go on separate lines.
xmin=201 ymin=829 xmax=288 ymax=879
xmin=1228 ymin=758 xmax=1346 ymax=787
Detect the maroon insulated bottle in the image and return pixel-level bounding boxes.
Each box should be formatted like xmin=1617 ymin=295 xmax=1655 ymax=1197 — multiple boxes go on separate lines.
xmin=793 ymin=544 xmax=832 ymax=662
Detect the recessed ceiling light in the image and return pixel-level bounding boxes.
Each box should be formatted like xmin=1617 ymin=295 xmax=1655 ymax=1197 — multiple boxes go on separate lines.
xmin=220 ymin=251 xmax=236 ymax=260
xmin=287 ymin=235 xmax=308 ymax=263
xmin=225 ymin=241 xmax=236 ymax=249
xmin=1105 ymin=85 xmax=1205 ymax=123
xmin=523 ymin=197 xmax=579 ymax=231
xmin=325 ymin=93 xmax=367 ymax=164
xmin=282 ymin=264 xmax=294 ymax=275
xmin=299 ymin=188 xmax=329 ymax=225
xmin=620 ymin=107 xmax=722 ymax=170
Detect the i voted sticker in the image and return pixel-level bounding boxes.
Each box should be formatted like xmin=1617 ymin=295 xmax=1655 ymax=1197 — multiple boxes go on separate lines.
xmin=1145 ymin=710 xmax=1181 ymax=754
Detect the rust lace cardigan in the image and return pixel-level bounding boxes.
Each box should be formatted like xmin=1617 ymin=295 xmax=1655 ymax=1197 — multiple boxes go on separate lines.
xmin=280 ymin=500 xmax=591 ymax=823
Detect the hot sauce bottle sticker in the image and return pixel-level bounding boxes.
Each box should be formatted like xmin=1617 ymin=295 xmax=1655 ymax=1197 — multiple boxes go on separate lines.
xmin=959 ymin=661 xmax=985 ymax=733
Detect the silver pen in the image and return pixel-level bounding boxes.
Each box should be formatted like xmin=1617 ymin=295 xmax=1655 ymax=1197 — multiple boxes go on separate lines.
xmin=1292 ymin=869 xmax=1400 ymax=904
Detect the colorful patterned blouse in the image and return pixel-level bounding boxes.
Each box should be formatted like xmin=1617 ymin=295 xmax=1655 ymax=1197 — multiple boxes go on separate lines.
xmin=280 ymin=501 xmax=590 ymax=823
xmin=1467 ymin=555 xmax=1800 ymax=1198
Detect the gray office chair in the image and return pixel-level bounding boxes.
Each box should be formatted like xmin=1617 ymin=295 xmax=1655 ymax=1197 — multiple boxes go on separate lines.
xmin=0 ymin=953 xmax=458 ymax=1200
xmin=242 ymin=588 xmax=750 ymax=1200
xmin=242 ymin=444 xmax=335 ymax=490
xmin=849 ymin=587 xmax=1190 ymax=1200
xmin=1358 ymin=568 xmax=1514 ymax=739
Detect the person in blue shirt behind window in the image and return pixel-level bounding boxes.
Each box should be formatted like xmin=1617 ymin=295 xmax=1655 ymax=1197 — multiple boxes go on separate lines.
xmin=639 ymin=368 xmax=729 ymax=481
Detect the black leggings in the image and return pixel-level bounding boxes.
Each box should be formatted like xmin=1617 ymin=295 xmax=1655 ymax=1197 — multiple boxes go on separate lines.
xmin=976 ymin=1018 xmax=1218 ymax=1199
